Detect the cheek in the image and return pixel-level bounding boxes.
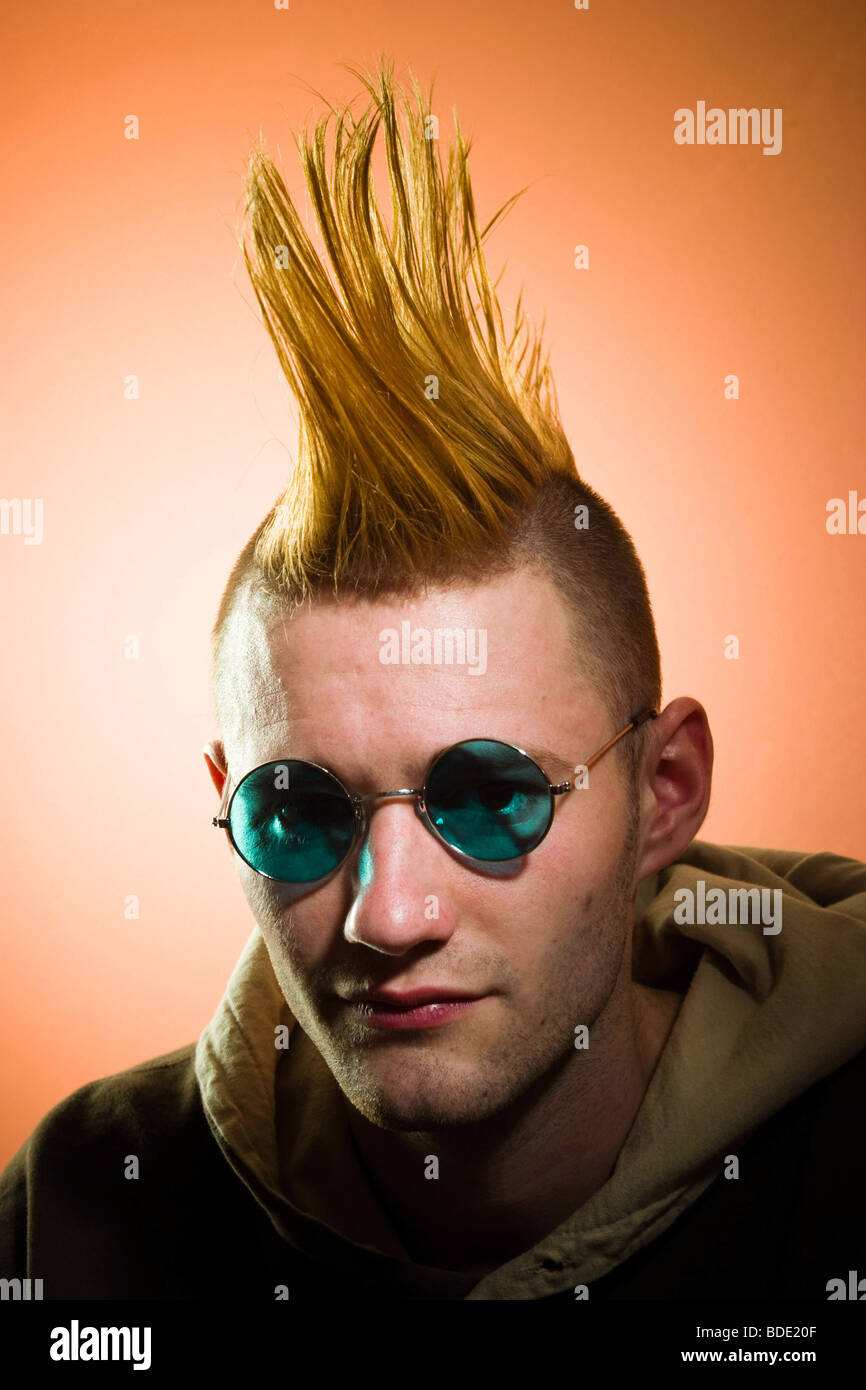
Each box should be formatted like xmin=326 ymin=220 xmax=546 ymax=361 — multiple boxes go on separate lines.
xmin=506 ymin=819 xmax=630 ymax=992
xmin=526 ymin=823 xmax=608 ymax=917
xmin=245 ymin=873 xmax=347 ymax=978
xmin=538 ymin=780 xmax=630 ymax=887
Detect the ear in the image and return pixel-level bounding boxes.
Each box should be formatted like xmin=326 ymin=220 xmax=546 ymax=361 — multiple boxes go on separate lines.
xmin=203 ymin=740 xmax=228 ymax=799
xmin=632 ymin=697 xmax=714 ymax=882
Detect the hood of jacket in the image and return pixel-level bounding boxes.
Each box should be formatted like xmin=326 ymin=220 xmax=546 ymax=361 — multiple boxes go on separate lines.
xmin=194 ymin=839 xmax=866 ymax=1299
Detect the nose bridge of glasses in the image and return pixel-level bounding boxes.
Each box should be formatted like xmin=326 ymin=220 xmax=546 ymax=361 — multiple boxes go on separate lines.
xmin=364 ymin=787 xmax=423 ymax=804
xmin=350 ymin=788 xmax=427 ymax=844
xmin=352 ymin=787 xmax=425 ymax=824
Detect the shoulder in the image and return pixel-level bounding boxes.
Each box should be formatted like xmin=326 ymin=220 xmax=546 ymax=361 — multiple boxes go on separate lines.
xmin=674 ymin=839 xmax=866 ymax=906
xmin=0 ymin=1043 xmax=281 ymax=1298
xmin=17 ymin=1042 xmax=200 ymax=1147
xmin=0 ymin=1043 xmax=202 ymax=1213
xmin=590 ymin=1044 xmax=866 ymax=1299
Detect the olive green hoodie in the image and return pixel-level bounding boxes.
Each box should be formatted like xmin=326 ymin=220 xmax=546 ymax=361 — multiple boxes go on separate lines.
xmin=2 ymin=839 xmax=865 ymax=1300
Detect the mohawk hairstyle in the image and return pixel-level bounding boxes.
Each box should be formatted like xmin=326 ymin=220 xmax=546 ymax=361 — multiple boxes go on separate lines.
xmin=213 ymin=55 xmax=662 ymax=787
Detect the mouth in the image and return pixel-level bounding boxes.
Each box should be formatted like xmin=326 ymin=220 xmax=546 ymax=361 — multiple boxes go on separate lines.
xmin=342 ymin=988 xmax=490 ymax=1031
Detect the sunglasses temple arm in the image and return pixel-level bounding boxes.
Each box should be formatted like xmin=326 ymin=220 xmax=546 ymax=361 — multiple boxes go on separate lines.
xmin=585 ymin=707 xmax=658 ymax=770
xmin=213 ymin=776 xmax=232 ymax=827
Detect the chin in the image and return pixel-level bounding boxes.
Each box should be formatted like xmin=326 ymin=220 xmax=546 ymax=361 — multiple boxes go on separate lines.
xmin=351 ymin=1096 xmax=490 ymax=1132
xmin=340 ymin=1063 xmax=507 ymax=1131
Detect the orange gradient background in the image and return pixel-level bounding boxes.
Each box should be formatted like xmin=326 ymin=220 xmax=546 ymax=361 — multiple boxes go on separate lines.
xmin=1 ymin=0 xmax=864 ymax=1166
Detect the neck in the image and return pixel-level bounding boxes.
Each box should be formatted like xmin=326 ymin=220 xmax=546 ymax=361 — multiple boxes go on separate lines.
xmin=344 ymin=978 xmax=682 ymax=1275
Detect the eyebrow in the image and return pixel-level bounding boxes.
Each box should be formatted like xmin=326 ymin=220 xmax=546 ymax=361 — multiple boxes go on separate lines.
xmin=263 ymin=742 xmax=577 ymax=789
xmin=519 ymin=746 xmax=576 ymax=783
xmin=421 ymin=741 xmax=576 ymax=785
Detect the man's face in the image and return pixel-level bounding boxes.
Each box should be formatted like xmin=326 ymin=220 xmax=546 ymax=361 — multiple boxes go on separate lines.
xmin=223 ymin=566 xmax=641 ymax=1131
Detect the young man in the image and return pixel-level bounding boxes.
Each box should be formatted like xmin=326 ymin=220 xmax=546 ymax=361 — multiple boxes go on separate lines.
xmin=2 ymin=59 xmax=865 ymax=1302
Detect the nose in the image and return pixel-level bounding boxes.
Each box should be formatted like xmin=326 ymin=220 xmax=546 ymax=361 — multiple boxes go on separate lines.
xmin=343 ymin=795 xmax=455 ymax=953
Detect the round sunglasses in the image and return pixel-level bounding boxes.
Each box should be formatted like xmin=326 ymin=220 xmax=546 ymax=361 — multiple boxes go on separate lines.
xmin=212 ymin=708 xmax=658 ymax=883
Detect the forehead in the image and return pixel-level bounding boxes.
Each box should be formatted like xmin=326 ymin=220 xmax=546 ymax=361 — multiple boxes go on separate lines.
xmin=223 ymin=568 xmax=603 ymax=781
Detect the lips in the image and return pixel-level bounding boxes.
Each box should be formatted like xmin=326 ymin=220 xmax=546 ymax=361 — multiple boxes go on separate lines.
xmin=345 ymin=990 xmax=489 ymax=1032
xmin=349 ymin=987 xmax=483 ymax=1010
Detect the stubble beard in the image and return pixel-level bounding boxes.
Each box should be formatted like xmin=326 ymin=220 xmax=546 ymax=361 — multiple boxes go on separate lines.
xmin=304 ymin=801 xmax=642 ymax=1133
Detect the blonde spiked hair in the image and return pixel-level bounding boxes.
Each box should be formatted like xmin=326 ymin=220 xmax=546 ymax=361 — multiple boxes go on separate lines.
xmin=213 ymin=56 xmax=662 ymax=786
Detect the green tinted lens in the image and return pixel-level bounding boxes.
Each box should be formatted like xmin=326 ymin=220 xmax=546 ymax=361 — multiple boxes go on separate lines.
xmin=228 ymin=760 xmax=356 ymax=883
xmin=424 ymin=740 xmax=553 ymax=861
